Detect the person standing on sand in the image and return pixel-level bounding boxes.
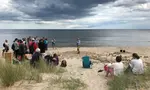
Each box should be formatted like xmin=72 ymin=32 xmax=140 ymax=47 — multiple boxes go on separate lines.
xmin=51 ymin=38 xmax=56 ymax=49
xmin=38 ymin=39 xmax=46 ymax=53
xmin=76 ymin=38 xmax=81 ymax=54
xmin=30 ymin=48 xmax=42 ymax=68
xmin=13 ymin=39 xmax=19 ymax=58
xmin=18 ymin=40 xmax=25 ymax=61
xmin=2 ymin=40 xmax=9 ymax=56
xmin=44 ymin=38 xmax=48 ymax=50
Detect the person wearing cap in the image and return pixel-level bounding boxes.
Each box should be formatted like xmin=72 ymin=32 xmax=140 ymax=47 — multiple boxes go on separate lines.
xmin=30 ymin=48 xmax=41 ymax=68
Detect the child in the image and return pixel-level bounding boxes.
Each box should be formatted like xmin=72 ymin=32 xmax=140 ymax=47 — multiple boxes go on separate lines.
xmin=60 ymin=60 xmax=67 ymax=67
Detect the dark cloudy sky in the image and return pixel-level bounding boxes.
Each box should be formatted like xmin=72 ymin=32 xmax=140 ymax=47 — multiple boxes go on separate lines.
xmin=0 ymin=0 xmax=150 ymax=29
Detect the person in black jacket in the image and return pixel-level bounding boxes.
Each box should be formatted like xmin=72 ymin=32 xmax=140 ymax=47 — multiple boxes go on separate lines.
xmin=18 ymin=40 xmax=25 ymax=61
xmin=38 ymin=39 xmax=45 ymax=53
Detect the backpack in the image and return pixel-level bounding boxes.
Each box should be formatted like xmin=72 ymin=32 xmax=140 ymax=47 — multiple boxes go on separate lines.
xmin=11 ymin=43 xmax=15 ymax=51
xmin=3 ymin=43 xmax=6 ymax=47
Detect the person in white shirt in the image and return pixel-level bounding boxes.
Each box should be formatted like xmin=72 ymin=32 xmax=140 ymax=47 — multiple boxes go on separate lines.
xmin=105 ymin=56 xmax=124 ymax=77
xmin=129 ymin=53 xmax=144 ymax=74
xmin=112 ymin=56 xmax=124 ymax=76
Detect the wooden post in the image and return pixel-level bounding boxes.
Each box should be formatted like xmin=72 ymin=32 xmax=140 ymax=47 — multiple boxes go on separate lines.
xmin=4 ymin=52 xmax=13 ymax=63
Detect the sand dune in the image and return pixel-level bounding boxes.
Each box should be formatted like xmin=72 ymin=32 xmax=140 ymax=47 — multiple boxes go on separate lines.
xmin=1 ymin=47 xmax=150 ymax=90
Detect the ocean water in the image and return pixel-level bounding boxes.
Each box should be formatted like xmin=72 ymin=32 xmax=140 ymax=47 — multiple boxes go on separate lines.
xmin=0 ymin=29 xmax=150 ymax=47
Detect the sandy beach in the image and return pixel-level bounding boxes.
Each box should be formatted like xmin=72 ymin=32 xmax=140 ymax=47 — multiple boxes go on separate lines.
xmin=1 ymin=47 xmax=150 ymax=90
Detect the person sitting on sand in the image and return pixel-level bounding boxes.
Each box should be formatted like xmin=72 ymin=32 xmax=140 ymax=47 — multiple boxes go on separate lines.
xmin=30 ymin=48 xmax=42 ymax=68
xmin=44 ymin=52 xmax=53 ymax=65
xmin=60 ymin=60 xmax=67 ymax=67
xmin=52 ymin=53 xmax=59 ymax=66
xmin=105 ymin=56 xmax=124 ymax=77
xmin=125 ymin=53 xmax=144 ymax=74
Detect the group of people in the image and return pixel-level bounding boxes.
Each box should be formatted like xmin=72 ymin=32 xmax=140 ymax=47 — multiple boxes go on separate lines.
xmin=83 ymin=53 xmax=144 ymax=77
xmin=103 ymin=53 xmax=144 ymax=77
xmin=3 ymin=37 xmax=144 ymax=77
xmin=10 ymin=37 xmax=49 ymax=61
xmin=30 ymin=48 xmax=67 ymax=68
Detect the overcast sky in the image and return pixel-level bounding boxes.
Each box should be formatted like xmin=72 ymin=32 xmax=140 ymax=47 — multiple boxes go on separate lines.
xmin=0 ymin=0 xmax=150 ymax=29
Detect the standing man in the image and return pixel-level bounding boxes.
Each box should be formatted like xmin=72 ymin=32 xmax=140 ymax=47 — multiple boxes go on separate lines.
xmin=76 ymin=38 xmax=81 ymax=54
xmin=2 ymin=40 xmax=9 ymax=57
xmin=51 ymin=38 xmax=56 ymax=49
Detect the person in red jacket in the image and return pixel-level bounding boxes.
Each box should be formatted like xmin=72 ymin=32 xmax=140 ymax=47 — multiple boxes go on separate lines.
xmin=29 ymin=38 xmax=38 ymax=54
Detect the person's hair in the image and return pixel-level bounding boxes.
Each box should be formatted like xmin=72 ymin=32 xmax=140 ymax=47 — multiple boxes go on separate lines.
xmin=53 ymin=53 xmax=57 ymax=57
xmin=20 ymin=40 xmax=23 ymax=43
xmin=5 ymin=40 xmax=8 ymax=42
xmin=132 ymin=53 xmax=140 ymax=59
xmin=61 ymin=60 xmax=67 ymax=67
xmin=116 ymin=56 xmax=122 ymax=62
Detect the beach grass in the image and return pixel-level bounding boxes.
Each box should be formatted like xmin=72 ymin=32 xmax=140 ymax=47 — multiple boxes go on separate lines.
xmin=50 ymin=77 xmax=87 ymax=90
xmin=0 ymin=58 xmax=66 ymax=87
xmin=0 ymin=62 xmax=25 ymax=86
xmin=108 ymin=68 xmax=150 ymax=90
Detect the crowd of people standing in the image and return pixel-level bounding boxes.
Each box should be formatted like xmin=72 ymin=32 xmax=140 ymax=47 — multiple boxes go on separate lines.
xmin=10 ymin=36 xmax=49 ymax=61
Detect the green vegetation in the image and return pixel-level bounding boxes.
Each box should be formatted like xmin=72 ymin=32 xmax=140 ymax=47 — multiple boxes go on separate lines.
xmin=51 ymin=77 xmax=87 ymax=90
xmin=0 ymin=59 xmax=66 ymax=87
xmin=108 ymin=68 xmax=150 ymax=90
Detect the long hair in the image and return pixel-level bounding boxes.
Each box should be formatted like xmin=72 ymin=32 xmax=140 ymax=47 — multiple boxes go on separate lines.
xmin=132 ymin=53 xmax=140 ymax=59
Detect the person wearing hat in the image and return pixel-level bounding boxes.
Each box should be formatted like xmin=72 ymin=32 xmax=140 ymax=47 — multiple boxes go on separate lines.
xmin=30 ymin=48 xmax=41 ymax=68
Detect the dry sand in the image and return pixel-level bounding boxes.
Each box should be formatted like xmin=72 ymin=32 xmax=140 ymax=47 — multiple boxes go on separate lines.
xmin=1 ymin=47 xmax=150 ymax=90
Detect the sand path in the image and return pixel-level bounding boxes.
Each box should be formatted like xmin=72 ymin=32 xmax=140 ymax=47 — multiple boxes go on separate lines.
xmin=63 ymin=57 xmax=108 ymax=90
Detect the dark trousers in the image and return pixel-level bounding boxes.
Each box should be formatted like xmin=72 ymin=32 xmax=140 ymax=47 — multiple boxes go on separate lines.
xmin=14 ymin=50 xmax=19 ymax=58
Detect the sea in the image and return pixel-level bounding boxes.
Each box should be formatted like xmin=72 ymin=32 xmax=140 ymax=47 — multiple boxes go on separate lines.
xmin=0 ymin=29 xmax=150 ymax=47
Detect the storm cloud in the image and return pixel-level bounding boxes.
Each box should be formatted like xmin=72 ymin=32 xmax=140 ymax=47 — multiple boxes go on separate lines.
xmin=11 ymin=0 xmax=116 ymax=20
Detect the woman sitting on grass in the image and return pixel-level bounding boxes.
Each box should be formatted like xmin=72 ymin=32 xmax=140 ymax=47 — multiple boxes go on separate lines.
xmin=105 ymin=56 xmax=124 ymax=77
xmin=126 ymin=53 xmax=144 ymax=74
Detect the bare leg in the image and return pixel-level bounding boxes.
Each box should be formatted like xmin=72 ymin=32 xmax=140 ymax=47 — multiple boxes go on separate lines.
xmin=105 ymin=71 xmax=110 ymax=77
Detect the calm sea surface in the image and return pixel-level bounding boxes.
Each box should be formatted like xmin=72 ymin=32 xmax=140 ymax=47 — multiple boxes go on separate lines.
xmin=0 ymin=29 xmax=150 ymax=47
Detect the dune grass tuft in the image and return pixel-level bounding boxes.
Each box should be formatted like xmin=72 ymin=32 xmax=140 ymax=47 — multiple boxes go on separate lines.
xmin=0 ymin=63 xmax=25 ymax=86
xmin=0 ymin=58 xmax=66 ymax=87
xmin=108 ymin=67 xmax=150 ymax=90
xmin=51 ymin=77 xmax=87 ymax=90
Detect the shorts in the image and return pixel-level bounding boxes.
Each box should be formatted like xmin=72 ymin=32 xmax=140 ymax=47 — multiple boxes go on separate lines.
xmin=104 ymin=65 xmax=113 ymax=73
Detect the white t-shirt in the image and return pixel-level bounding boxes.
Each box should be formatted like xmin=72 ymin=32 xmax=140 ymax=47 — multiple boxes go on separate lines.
xmin=111 ymin=62 xmax=124 ymax=76
xmin=129 ymin=59 xmax=144 ymax=74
